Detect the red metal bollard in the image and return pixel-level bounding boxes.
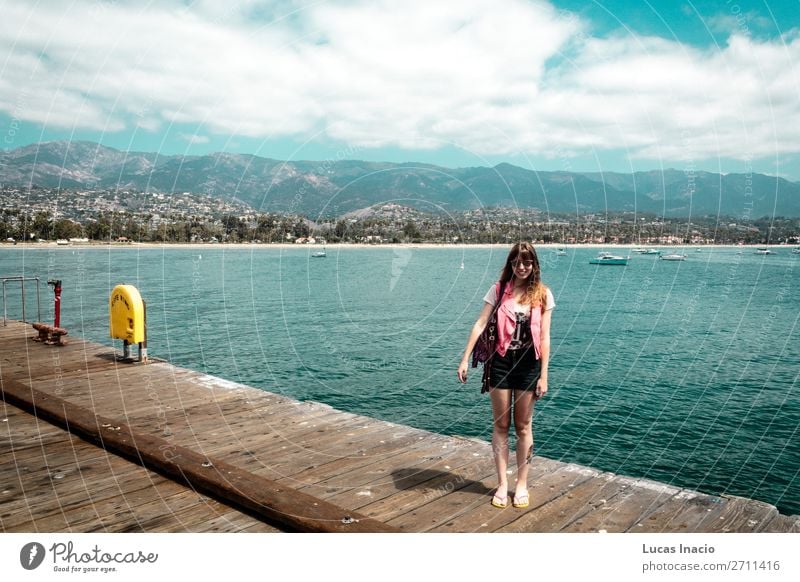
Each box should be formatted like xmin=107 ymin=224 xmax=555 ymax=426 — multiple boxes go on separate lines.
xmin=30 ymin=279 xmax=68 ymax=345
xmin=48 ymin=279 xmax=62 ymax=328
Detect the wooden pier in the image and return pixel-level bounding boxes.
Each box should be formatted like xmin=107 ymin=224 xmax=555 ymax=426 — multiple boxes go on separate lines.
xmin=1 ymin=320 xmax=798 ymax=533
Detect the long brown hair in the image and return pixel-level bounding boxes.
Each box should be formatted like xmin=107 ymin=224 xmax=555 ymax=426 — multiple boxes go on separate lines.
xmin=499 ymin=242 xmax=547 ymax=308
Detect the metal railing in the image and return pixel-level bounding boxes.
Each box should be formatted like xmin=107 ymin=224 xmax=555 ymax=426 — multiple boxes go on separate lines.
xmin=2 ymin=276 xmax=42 ymax=325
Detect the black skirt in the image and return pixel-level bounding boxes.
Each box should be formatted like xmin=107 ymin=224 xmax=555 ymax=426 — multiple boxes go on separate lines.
xmin=489 ymin=347 xmax=541 ymax=391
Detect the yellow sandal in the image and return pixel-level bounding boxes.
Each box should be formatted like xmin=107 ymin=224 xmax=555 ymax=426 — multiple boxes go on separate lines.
xmin=491 ymin=491 xmax=508 ymax=508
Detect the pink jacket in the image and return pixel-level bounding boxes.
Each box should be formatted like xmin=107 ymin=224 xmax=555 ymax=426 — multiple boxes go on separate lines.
xmin=492 ymin=282 xmax=545 ymax=359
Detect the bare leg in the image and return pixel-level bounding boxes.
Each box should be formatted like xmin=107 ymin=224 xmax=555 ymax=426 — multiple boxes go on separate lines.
xmin=490 ymin=387 xmax=512 ymax=503
xmin=513 ymin=389 xmax=535 ymax=501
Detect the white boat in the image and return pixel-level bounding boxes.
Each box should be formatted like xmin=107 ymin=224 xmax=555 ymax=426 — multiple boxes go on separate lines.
xmin=792 ymin=247 xmax=800 ymax=255
xmin=754 ymin=247 xmax=773 ymax=255
xmin=555 ymin=247 xmax=567 ymax=256
xmin=642 ymin=248 xmax=661 ymax=255
xmin=589 ymin=252 xmax=629 ymax=266
xmin=660 ymin=253 xmax=687 ymax=261
xmin=311 ymin=247 xmax=327 ymax=258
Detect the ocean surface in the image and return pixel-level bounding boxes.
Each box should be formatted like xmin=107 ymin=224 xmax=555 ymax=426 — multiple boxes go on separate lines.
xmin=2 ymin=245 xmax=798 ymax=516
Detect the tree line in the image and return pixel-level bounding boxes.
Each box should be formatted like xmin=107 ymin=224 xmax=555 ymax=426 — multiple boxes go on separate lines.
xmin=1 ymin=208 xmax=797 ymax=245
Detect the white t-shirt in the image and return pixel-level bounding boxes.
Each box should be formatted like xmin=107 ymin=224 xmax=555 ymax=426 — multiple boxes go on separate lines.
xmin=483 ymin=284 xmax=556 ymax=313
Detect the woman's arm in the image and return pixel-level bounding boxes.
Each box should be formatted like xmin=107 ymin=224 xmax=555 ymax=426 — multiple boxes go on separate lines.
xmin=536 ymin=306 xmax=553 ymax=396
xmin=457 ymin=301 xmax=495 ymax=383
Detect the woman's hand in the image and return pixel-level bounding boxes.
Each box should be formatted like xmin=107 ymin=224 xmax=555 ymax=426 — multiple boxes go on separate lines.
xmin=457 ymin=360 xmax=469 ymax=383
xmin=535 ymin=377 xmax=548 ymax=398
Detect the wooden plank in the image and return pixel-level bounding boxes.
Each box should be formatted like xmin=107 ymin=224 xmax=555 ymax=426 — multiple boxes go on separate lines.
xmin=202 ymin=413 xmax=394 ymax=461
xmin=78 ymin=390 xmax=296 ymax=443
xmin=153 ymin=404 xmax=368 ymax=464
xmin=627 ymin=489 xmax=729 ymax=533
xmin=0 ymin=322 xmax=30 ymax=339
xmin=431 ymin=459 xmax=597 ymax=533
xmin=8 ymin=475 xmax=178 ymax=532
xmin=14 ymin=485 xmax=197 ymax=533
xmin=266 ymin=426 xmax=436 ymax=488
xmin=147 ymin=391 xmax=297 ymax=422
xmin=73 ymin=489 xmax=235 ymax=533
xmin=2 ymin=422 xmax=275 ymax=533
xmin=1 ymin=453 xmax=170 ymax=530
xmin=1 ymin=408 xmax=74 ymax=453
xmin=2 ymin=404 xmax=279 ymax=533
xmin=383 ymin=450 xmax=572 ymax=532
xmin=761 ymin=513 xmax=800 ymax=533
xmin=263 ymin=416 xmax=410 ymax=457
xmin=240 ymin=519 xmax=283 ymax=533
xmin=384 ymin=466 xmax=497 ymax=531
xmin=0 ymin=335 xmax=115 ymax=380
xmin=358 ymin=456 xmax=493 ymax=522
xmin=0 ymin=377 xmax=397 ymax=532
xmin=26 ymin=365 xmax=231 ymax=413
xmin=88 ymin=477 xmax=222 ymax=532
xmin=4 ymin=484 xmax=150 ymax=532
xmin=134 ymin=491 xmax=270 ymax=533
xmin=19 ymin=357 xmax=276 ymax=424
xmin=124 ymin=397 xmax=338 ymax=446
xmin=27 ymin=354 xmax=122 ymax=380
xmin=183 ymin=401 xmax=345 ymax=440
xmin=497 ymin=471 xmax=619 ymax=533
xmin=1 ymin=410 xmax=318 ymax=532
xmin=0 ymin=438 xmax=108 ymax=475
xmin=239 ymin=424 xmax=425 ymax=486
xmin=140 ymin=496 xmax=246 ymax=532
xmin=323 ymin=438 xmax=492 ymax=512
xmin=559 ymin=476 xmax=679 ymax=533
xmin=4 ymin=399 xmax=65 ymax=431
xmin=200 ymin=511 xmax=281 ymax=533
xmin=698 ymin=495 xmax=779 ymax=533
xmin=0 ymin=471 xmax=39 ymax=532
xmin=144 ymin=503 xmax=283 ymax=533
xmin=178 ymin=418 xmax=420 ymax=491
xmin=147 ymin=417 xmax=376 ymax=480
xmin=186 ymin=413 xmax=377 ymax=463
xmin=0 ymin=442 xmax=155 ymax=505
xmin=296 ymin=433 xmax=457 ymax=500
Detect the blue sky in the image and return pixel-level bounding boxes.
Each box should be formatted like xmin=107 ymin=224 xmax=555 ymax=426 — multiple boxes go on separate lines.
xmin=1 ymin=0 xmax=799 ymax=179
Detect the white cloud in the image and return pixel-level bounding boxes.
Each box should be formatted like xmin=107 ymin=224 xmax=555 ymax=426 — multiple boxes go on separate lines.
xmin=179 ymin=133 xmax=211 ymax=145
xmin=0 ymin=0 xmax=798 ymax=165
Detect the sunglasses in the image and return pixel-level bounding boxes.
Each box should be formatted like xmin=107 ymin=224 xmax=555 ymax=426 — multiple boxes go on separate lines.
xmin=512 ymin=259 xmax=534 ymax=268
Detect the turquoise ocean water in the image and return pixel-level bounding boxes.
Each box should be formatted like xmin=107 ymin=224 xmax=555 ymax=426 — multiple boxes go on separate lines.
xmin=2 ymin=245 xmax=798 ymax=515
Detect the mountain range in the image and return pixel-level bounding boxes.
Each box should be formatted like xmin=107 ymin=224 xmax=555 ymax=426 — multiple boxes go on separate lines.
xmin=1 ymin=141 xmax=798 ymax=218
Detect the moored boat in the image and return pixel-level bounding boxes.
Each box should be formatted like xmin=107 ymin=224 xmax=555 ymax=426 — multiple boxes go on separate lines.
xmin=659 ymin=253 xmax=687 ymax=261
xmin=589 ymin=252 xmax=629 ymax=266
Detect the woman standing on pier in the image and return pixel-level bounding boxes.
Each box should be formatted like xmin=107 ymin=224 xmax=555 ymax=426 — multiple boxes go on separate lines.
xmin=457 ymin=242 xmax=555 ymax=509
